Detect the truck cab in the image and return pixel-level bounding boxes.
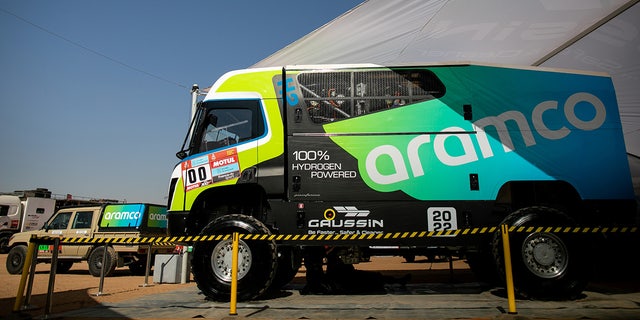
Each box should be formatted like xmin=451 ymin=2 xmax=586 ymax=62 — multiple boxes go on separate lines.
xmin=0 ymin=193 xmax=56 ymax=253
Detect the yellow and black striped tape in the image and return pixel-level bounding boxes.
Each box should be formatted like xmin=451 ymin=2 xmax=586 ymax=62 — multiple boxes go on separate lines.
xmin=26 ymin=225 xmax=638 ymax=245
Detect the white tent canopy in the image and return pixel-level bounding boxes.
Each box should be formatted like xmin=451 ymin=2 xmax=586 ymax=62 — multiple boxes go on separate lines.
xmin=252 ymin=0 xmax=640 ymax=195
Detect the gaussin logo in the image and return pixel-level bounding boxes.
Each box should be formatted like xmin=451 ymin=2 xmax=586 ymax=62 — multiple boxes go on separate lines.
xmin=308 ymin=206 xmax=383 ymax=228
xmin=366 ymin=92 xmax=606 ymax=185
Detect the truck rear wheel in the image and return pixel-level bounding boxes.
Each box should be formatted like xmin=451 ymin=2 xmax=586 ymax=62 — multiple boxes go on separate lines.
xmin=191 ymin=214 xmax=277 ymax=301
xmin=492 ymin=206 xmax=589 ymax=300
xmin=88 ymin=246 xmax=118 ymax=277
xmin=6 ymin=245 xmax=28 ymax=274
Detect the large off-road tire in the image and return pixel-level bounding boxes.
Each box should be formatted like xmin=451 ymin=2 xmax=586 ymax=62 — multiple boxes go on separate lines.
xmin=6 ymin=245 xmax=28 ymax=274
xmin=88 ymin=246 xmax=118 ymax=277
xmin=191 ymin=214 xmax=277 ymax=301
xmin=492 ymin=206 xmax=589 ymax=300
xmin=269 ymin=246 xmax=302 ymax=291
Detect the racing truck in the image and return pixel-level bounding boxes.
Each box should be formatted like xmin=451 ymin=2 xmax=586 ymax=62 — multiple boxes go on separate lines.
xmin=166 ymin=63 xmax=637 ymax=301
xmin=6 ymin=203 xmax=172 ymax=276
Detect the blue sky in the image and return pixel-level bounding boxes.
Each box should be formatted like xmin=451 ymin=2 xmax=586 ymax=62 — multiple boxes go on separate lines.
xmin=0 ymin=1 xmax=362 ymax=204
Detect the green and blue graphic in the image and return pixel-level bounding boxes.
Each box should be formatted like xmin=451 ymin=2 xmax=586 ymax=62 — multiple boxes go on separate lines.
xmin=147 ymin=205 xmax=168 ymax=228
xmin=100 ymin=204 xmax=145 ymax=228
xmin=323 ymin=65 xmax=633 ymax=201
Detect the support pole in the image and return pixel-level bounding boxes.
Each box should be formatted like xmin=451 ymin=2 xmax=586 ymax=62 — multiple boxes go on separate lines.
xmin=501 ymin=224 xmax=517 ymax=315
xmin=140 ymin=244 xmax=154 ymax=287
xmin=229 ymin=232 xmax=239 ymax=316
xmin=13 ymin=238 xmax=37 ymax=312
xmin=181 ymin=248 xmax=189 ymax=284
xmin=44 ymin=237 xmax=60 ymax=317
xmin=94 ymin=244 xmax=109 ymax=296
xmin=23 ymin=240 xmax=40 ymax=310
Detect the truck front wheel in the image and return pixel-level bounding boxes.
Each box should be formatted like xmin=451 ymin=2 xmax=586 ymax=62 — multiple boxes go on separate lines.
xmin=88 ymin=246 xmax=118 ymax=277
xmin=191 ymin=214 xmax=277 ymax=301
xmin=6 ymin=245 xmax=28 ymax=274
xmin=492 ymin=206 xmax=589 ymax=300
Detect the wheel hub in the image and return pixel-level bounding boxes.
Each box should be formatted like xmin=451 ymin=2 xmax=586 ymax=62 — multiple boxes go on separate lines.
xmin=211 ymin=239 xmax=252 ymax=282
xmin=522 ymin=233 xmax=568 ymax=279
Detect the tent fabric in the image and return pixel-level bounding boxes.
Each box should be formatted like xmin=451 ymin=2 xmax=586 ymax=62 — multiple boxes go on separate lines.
xmin=252 ymin=0 xmax=640 ymax=194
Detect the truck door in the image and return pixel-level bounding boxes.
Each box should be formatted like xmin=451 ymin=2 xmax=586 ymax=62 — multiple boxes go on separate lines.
xmin=67 ymin=209 xmax=97 ymax=257
xmin=40 ymin=211 xmax=76 ymax=258
xmin=181 ymin=99 xmax=262 ymax=203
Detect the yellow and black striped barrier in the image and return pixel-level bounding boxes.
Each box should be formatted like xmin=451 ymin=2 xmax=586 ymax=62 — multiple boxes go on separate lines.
xmin=14 ymin=224 xmax=639 ymax=318
xmin=49 ymin=225 xmax=639 ymax=245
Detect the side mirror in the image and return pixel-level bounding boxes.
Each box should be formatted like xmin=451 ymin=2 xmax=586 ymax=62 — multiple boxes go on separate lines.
xmin=176 ymin=150 xmax=188 ymax=159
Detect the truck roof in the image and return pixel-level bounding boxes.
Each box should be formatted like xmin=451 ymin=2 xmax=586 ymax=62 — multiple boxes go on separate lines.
xmin=245 ymin=62 xmax=610 ymax=77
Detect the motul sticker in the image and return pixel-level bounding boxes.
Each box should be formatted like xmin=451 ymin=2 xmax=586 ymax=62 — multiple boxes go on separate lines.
xmin=182 ymin=148 xmax=240 ymax=191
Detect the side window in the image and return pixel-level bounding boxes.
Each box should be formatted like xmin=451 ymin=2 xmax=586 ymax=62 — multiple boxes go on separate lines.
xmin=48 ymin=212 xmax=72 ymax=230
xmin=297 ymin=69 xmax=445 ymax=124
xmin=198 ymin=100 xmax=264 ymax=153
xmin=72 ymin=211 xmax=94 ymax=229
xmin=0 ymin=205 xmax=9 ymax=216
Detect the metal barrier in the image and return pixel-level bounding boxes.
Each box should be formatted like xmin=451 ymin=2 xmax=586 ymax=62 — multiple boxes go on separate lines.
xmin=11 ymin=236 xmax=172 ymax=318
xmin=12 ymin=224 xmax=639 ymax=317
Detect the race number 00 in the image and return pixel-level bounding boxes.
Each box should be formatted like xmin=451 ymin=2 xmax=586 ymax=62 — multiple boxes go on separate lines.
xmin=185 ymin=164 xmax=212 ymax=187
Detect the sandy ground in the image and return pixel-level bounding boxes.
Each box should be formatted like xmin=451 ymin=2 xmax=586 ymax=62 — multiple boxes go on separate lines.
xmin=1 ymin=252 xmax=468 ymax=318
xmin=1 ymin=253 xmax=196 ymax=318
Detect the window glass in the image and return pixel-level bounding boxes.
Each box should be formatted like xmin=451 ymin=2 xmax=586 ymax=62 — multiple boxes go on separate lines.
xmin=0 ymin=205 xmax=9 ymax=216
xmin=72 ymin=211 xmax=94 ymax=229
xmin=197 ymin=100 xmax=264 ymax=153
xmin=48 ymin=212 xmax=72 ymax=230
xmin=297 ymin=69 xmax=445 ymax=124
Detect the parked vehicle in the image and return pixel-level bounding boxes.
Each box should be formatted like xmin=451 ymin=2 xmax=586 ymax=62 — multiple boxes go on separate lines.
xmin=0 ymin=188 xmax=56 ymax=253
xmin=166 ymin=63 xmax=637 ymax=301
xmin=6 ymin=203 xmax=173 ymax=276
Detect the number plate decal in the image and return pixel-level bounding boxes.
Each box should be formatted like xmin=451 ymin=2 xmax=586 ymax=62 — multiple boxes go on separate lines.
xmin=427 ymin=207 xmax=458 ymax=233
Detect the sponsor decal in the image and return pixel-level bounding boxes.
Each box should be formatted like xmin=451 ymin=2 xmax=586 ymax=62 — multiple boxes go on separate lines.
xmin=100 ymin=204 xmax=145 ymax=228
xmin=324 ymin=71 xmax=630 ymax=201
xmin=292 ymin=150 xmax=358 ymax=180
xmin=182 ymin=148 xmax=240 ymax=192
xmin=365 ymin=92 xmax=606 ymax=185
xmin=147 ymin=205 xmax=168 ymax=228
xmin=308 ymin=206 xmax=383 ymax=235
xmin=38 ymin=244 xmax=61 ymax=253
